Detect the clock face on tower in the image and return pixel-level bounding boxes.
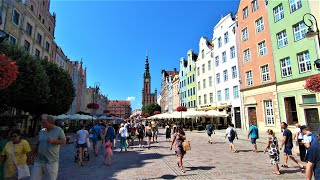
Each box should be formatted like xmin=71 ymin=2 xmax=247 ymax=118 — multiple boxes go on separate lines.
xmin=145 ymin=79 xmax=149 ymax=83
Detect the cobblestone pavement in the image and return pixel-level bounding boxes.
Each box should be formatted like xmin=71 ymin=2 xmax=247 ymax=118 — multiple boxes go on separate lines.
xmin=57 ymin=128 xmax=306 ymax=180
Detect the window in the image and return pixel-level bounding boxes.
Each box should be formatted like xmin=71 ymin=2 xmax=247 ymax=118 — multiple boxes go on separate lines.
xmin=189 ymin=65 xmax=191 ymax=71
xmin=255 ymin=18 xmax=264 ymax=33
xmin=198 ymin=96 xmax=201 ymax=105
xmin=38 ymin=14 xmax=41 ymax=20
xmin=293 ymin=22 xmax=306 ymax=41
xmin=192 ymin=75 xmax=195 ymax=82
xmin=251 ymin=0 xmax=258 ymax=11
xmin=215 ymin=56 xmax=219 ymax=67
xmin=284 ymin=97 xmax=298 ymax=125
xmin=216 ymin=73 xmax=220 ymax=84
xmin=36 ymin=33 xmax=42 ymax=45
xmin=24 ymin=40 xmax=30 ymax=52
xmin=290 ymin=0 xmax=302 ymax=13
xmin=242 ymin=28 xmax=248 ymax=41
xmin=45 ymin=42 xmax=50 ymax=51
xmin=273 ymin=4 xmax=284 ymax=22
xmin=243 ymin=7 xmax=248 ymax=19
xmin=218 ymin=37 xmax=222 ymax=48
xmin=244 ymin=49 xmax=251 ymax=62
xmin=210 ymin=93 xmax=213 ymax=103
xmin=35 ymin=49 xmax=40 ymax=59
xmin=199 ymin=65 xmax=204 ymax=75
xmin=201 ymin=49 xmax=205 ymax=59
xmin=193 ymin=87 xmax=195 ymax=96
xmin=246 ymin=71 xmax=253 ymax=86
xmin=233 ymin=86 xmax=239 ymax=98
xmin=298 ymin=51 xmax=311 ymax=73
xmin=261 ymin=65 xmax=270 ymax=82
xmin=223 ymin=70 xmax=228 ymax=82
xmin=222 ymin=51 xmax=227 ymax=63
xmin=31 ymin=5 xmax=34 ymax=11
xmin=230 ymin=46 xmax=235 ymax=59
xmin=224 ymin=32 xmax=229 ymax=44
xmin=302 ymin=94 xmax=317 ymax=104
xmin=276 ymin=31 xmax=288 ymax=48
xmin=209 ymin=76 xmax=212 ymax=87
xmin=225 ymin=88 xmax=230 ymax=100
xmin=8 ymin=35 xmax=17 ymax=45
xmin=210 ymin=52 xmax=213 ymax=58
xmin=217 ymin=91 xmax=222 ymax=101
xmin=232 ymin=26 xmax=236 ymax=34
xmin=197 ymin=67 xmax=200 ymax=76
xmin=280 ymin=57 xmax=292 ymax=77
xmin=26 ymin=23 xmax=32 ymax=36
xmin=203 ymin=79 xmax=206 ymax=89
xmin=204 ymin=94 xmax=207 ymax=104
xmin=198 ymin=81 xmax=201 ymax=90
xmin=264 ymin=100 xmax=275 ymax=125
xmin=258 ymin=41 xmax=267 ymax=56
xmin=12 ymin=9 xmax=21 ymax=26
xmin=208 ymin=60 xmax=211 ymax=71
xmin=231 ymin=66 xmax=237 ymax=78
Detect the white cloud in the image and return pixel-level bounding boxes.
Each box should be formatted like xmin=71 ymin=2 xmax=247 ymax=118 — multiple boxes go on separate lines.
xmin=127 ymin=96 xmax=136 ymax=103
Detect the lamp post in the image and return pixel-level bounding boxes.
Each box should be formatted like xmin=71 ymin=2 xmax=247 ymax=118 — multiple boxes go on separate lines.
xmin=303 ymin=13 xmax=320 ymax=69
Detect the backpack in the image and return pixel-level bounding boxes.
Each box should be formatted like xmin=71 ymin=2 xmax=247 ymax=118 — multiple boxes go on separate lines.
xmin=207 ymin=125 xmax=213 ymax=134
xmin=126 ymin=124 xmax=132 ymax=132
xmin=310 ymin=133 xmax=320 ymax=146
xmin=230 ymin=128 xmax=236 ymax=139
xmin=137 ymin=125 xmax=144 ymax=134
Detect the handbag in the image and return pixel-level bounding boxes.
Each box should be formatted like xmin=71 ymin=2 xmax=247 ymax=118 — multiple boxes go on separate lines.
xmin=86 ymin=138 xmax=91 ymax=148
xmin=9 ymin=142 xmax=30 ymax=179
xmin=182 ymin=141 xmax=191 ymax=151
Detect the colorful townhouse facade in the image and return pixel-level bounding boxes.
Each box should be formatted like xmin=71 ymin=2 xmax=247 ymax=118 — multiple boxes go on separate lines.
xmin=172 ymin=74 xmax=180 ymax=111
xmin=186 ymin=50 xmax=198 ymax=109
xmin=179 ymin=58 xmax=188 ymax=107
xmin=237 ymin=0 xmax=279 ymax=132
xmin=213 ymin=13 xmax=242 ymax=128
xmin=267 ymin=0 xmax=320 ymax=132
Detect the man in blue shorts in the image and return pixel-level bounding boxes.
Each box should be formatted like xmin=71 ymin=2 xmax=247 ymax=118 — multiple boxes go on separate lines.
xmin=90 ymin=121 xmax=102 ymax=156
xmin=306 ymin=142 xmax=320 ymax=180
xmin=248 ymin=123 xmax=258 ymax=152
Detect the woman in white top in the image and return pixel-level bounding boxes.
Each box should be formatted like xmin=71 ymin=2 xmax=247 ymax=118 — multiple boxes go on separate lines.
xmin=76 ymin=124 xmax=89 ymax=166
xmin=294 ymin=123 xmax=306 ymax=161
xmin=118 ymin=123 xmax=127 ymax=152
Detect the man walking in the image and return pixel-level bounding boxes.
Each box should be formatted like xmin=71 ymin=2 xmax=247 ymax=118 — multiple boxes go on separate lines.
xmin=205 ymin=123 xmax=215 ymax=144
xmin=248 ymin=123 xmax=259 ymax=152
xmin=90 ymin=121 xmax=102 ymax=156
xmin=301 ymin=126 xmax=319 ymax=153
xmin=280 ymin=122 xmax=305 ymax=172
xmin=152 ymin=120 xmax=159 ymax=143
xmin=30 ymin=114 xmax=66 ymax=180
xmin=136 ymin=121 xmax=145 ymax=148
xmin=305 ymin=141 xmax=320 ymax=180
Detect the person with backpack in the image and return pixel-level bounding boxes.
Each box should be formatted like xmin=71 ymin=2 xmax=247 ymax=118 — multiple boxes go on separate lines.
xmin=301 ymin=126 xmax=319 ymax=153
xmin=225 ymin=124 xmax=238 ymax=153
xmin=165 ymin=123 xmax=171 ymax=141
xmin=136 ymin=121 xmax=145 ymax=148
xmin=90 ymin=121 xmax=102 ymax=156
xmin=205 ymin=123 xmax=215 ymax=144
xmin=248 ymin=123 xmax=259 ymax=152
xmin=125 ymin=120 xmax=132 ymax=148
xmin=104 ymin=122 xmax=115 ymax=149
xmin=305 ymin=141 xmax=320 ymax=180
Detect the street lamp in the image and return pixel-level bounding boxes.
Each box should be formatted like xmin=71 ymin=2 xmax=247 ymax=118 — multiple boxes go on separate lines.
xmin=303 ymin=13 xmax=320 ymax=69
xmin=0 ymin=30 xmax=9 ymax=43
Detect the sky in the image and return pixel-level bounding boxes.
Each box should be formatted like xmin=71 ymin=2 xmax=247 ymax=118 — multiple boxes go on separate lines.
xmin=50 ymin=0 xmax=239 ymax=110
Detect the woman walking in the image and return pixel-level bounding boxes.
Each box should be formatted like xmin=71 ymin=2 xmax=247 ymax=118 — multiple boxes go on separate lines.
xmin=294 ymin=123 xmax=305 ymax=161
xmin=145 ymin=122 xmax=153 ymax=149
xmin=263 ymin=129 xmax=281 ymax=175
xmin=170 ymin=127 xmax=186 ymax=173
xmin=104 ymin=137 xmax=113 ymax=165
xmin=2 ymin=129 xmax=31 ymax=179
xmin=165 ymin=124 xmax=171 ymax=141
xmin=225 ymin=124 xmax=238 ymax=153
xmin=118 ymin=123 xmax=127 ymax=152
xmin=76 ymin=124 xmax=89 ymax=166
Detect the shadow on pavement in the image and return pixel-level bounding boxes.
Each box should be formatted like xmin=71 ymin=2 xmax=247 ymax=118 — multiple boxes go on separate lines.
xmin=159 ymin=174 xmax=178 ymax=179
xmin=186 ymin=166 xmax=215 ymax=171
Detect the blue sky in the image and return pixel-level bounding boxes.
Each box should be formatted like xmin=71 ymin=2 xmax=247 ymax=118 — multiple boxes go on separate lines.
xmin=50 ymin=0 xmax=239 ymax=110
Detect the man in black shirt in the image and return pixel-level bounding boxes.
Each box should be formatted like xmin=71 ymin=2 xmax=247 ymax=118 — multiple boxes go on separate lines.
xmin=280 ymin=122 xmax=304 ymax=171
xmin=112 ymin=120 xmax=119 ymax=149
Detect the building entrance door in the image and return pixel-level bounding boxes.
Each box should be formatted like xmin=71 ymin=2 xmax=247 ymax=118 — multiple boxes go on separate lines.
xmin=234 ymin=107 xmax=241 ymax=128
xmin=248 ymin=107 xmax=257 ymax=126
xmin=305 ymin=108 xmax=319 ymax=132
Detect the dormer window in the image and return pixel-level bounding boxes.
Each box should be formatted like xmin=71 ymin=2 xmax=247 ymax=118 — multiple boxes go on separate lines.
xmin=201 ymin=49 xmax=205 ymax=59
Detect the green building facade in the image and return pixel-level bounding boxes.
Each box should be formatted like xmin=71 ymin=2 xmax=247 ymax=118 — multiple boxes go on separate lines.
xmin=186 ymin=49 xmax=198 ymax=109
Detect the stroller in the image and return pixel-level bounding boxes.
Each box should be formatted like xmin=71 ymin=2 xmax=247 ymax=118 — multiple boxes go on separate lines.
xmin=74 ymin=142 xmax=90 ymax=163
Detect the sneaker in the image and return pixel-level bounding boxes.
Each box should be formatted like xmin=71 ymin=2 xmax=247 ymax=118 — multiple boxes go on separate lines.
xmin=139 ymin=144 xmax=141 ymax=148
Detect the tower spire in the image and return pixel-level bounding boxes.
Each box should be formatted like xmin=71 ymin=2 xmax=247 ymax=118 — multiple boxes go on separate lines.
xmin=144 ymin=53 xmax=150 ymax=78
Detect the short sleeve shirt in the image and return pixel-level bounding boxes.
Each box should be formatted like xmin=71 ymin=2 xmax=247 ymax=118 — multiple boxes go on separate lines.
xmin=304 ymin=133 xmax=313 ymax=144
xmin=91 ymin=125 xmax=102 ymax=139
xmin=295 ymin=128 xmax=304 ymax=140
xmin=77 ymin=129 xmax=89 ymax=144
xmin=283 ymin=129 xmax=293 ymax=148
xmin=249 ymin=125 xmax=258 ymax=139
xmin=119 ymin=127 xmax=127 ymax=137
xmin=226 ymin=127 xmax=236 ymax=137
xmin=306 ymin=143 xmax=320 ymax=179
xmin=36 ymin=126 xmax=66 ymax=164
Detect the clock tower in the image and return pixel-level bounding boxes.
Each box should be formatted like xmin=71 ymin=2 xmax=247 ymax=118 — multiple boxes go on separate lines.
xmin=142 ymin=53 xmax=157 ymax=107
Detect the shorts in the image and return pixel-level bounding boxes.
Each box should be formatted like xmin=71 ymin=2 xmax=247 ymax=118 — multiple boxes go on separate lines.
xmin=284 ymin=147 xmax=293 ymax=155
xmin=91 ymin=138 xmax=99 ymax=146
xmin=251 ymin=138 xmax=257 ymax=144
xmin=228 ymin=137 xmax=234 ymax=143
xmin=137 ymin=134 xmax=144 ymax=139
xmin=207 ymin=133 xmax=212 ymax=137
xmin=146 ymin=132 xmax=152 ymax=137
xmin=77 ymin=143 xmax=87 ymax=148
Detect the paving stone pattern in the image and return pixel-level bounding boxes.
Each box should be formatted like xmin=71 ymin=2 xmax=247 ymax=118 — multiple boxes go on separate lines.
xmin=57 ymin=129 xmax=306 ymax=180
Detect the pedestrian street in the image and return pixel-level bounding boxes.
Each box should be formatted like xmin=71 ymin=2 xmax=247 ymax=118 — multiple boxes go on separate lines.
xmin=57 ymin=128 xmax=306 ymax=180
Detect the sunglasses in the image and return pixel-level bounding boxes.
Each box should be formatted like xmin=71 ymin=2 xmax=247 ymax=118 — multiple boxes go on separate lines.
xmin=10 ymin=135 xmax=18 ymax=138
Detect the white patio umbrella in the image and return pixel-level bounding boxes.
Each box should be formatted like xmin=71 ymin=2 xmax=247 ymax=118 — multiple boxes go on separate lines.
xmin=206 ymin=110 xmax=228 ymax=117
xmin=98 ymin=115 xmax=107 ymax=120
xmin=184 ymin=110 xmax=208 ymax=118
xmin=55 ymin=114 xmax=71 ymax=119
xmin=70 ymin=114 xmax=82 ymax=120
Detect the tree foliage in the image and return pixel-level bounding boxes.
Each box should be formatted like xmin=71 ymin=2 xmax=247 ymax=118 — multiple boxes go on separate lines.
xmin=141 ymin=103 xmax=161 ymax=116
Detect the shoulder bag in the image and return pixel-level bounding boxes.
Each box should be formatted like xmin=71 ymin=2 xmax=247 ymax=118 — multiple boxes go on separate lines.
xmin=92 ymin=127 xmax=102 ymax=140
xmin=9 ymin=142 xmax=30 ymax=179
xmin=182 ymin=140 xmax=191 ymax=151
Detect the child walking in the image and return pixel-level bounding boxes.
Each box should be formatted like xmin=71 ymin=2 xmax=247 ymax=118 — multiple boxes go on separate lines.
xmin=104 ymin=137 xmax=113 ymax=166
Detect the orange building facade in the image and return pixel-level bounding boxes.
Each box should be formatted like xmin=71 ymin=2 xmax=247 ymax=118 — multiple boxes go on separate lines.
xmin=237 ymin=0 xmax=280 ymax=131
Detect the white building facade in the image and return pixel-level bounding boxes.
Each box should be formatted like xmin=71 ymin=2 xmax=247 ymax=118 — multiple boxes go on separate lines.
xmin=213 ymin=13 xmax=241 ymax=128
xmin=195 ymin=37 xmax=216 ymax=111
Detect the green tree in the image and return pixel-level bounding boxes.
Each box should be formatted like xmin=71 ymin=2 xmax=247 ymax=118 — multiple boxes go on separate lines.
xmin=141 ymin=103 xmax=161 ymax=116
xmin=40 ymin=60 xmax=75 ymax=115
